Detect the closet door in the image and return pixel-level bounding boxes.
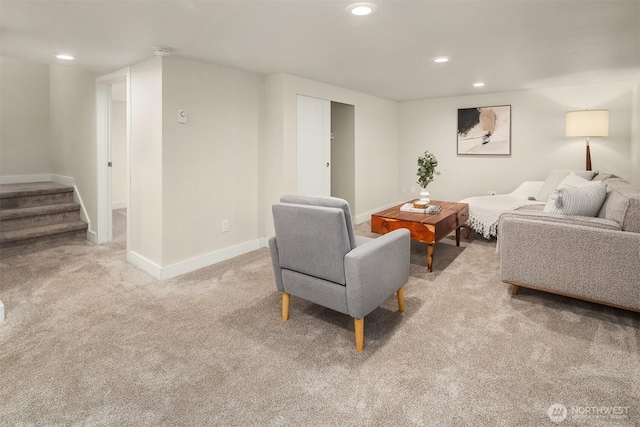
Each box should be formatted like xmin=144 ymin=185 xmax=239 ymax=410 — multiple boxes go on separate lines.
xmin=297 ymin=95 xmax=331 ymax=196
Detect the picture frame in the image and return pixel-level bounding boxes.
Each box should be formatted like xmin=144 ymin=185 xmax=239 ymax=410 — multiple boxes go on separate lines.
xmin=457 ymin=105 xmax=511 ymax=155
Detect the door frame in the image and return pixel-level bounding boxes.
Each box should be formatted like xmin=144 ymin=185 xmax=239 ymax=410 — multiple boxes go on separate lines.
xmin=95 ymin=67 xmax=130 ymax=247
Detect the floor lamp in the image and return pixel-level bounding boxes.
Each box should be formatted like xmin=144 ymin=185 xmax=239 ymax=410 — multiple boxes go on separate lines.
xmin=565 ymin=110 xmax=609 ymax=171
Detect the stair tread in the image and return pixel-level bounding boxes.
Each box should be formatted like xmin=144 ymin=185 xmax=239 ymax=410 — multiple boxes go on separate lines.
xmin=0 ymin=182 xmax=73 ymax=199
xmin=0 ymin=202 xmax=80 ymax=219
xmin=0 ymin=221 xmax=87 ymax=242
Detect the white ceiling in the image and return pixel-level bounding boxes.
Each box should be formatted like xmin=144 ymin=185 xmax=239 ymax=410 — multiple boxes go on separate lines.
xmin=1 ymin=0 xmax=639 ymax=101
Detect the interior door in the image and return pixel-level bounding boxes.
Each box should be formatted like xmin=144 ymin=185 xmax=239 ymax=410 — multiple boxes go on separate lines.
xmin=297 ymin=95 xmax=331 ymax=196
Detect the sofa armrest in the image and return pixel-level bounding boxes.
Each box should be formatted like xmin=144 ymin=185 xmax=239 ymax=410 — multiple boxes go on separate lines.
xmin=345 ymin=228 xmax=410 ymax=319
xmin=498 ymin=215 xmax=640 ymax=310
xmin=499 ymin=210 xmax=622 ymax=232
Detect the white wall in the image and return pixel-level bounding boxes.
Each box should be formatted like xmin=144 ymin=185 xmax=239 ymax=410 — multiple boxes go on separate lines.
xmin=160 ymin=55 xmax=261 ymax=266
xmin=49 ymin=64 xmax=98 ymax=230
xmin=261 ymin=73 xmax=400 ymax=235
xmin=110 ymin=100 xmax=127 ymax=207
xmin=130 ymin=56 xmax=163 ymax=266
xmin=399 ymin=81 xmax=635 ymax=202
xmin=0 ymin=56 xmax=51 ymax=176
xmin=259 ymin=74 xmax=285 ymax=238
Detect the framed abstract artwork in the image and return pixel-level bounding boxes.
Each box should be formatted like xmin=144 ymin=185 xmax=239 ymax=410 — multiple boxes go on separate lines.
xmin=457 ymin=105 xmax=511 ymax=155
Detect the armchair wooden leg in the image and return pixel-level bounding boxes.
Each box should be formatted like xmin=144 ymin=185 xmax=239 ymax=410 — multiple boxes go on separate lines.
xmin=397 ymin=287 xmax=405 ymax=312
xmin=354 ymin=318 xmax=364 ymax=352
xmin=282 ymin=292 xmax=290 ymax=321
xmin=511 ymin=285 xmax=520 ymax=296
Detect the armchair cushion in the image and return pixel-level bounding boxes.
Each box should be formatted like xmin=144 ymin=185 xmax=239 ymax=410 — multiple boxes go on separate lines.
xmin=280 ymin=195 xmax=357 ymax=249
xmin=273 ymin=203 xmax=351 ymax=285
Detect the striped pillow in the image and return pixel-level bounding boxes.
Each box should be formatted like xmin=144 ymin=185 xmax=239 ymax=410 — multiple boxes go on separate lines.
xmin=536 ymin=170 xmax=598 ymax=202
xmin=543 ymin=183 xmax=607 ymax=217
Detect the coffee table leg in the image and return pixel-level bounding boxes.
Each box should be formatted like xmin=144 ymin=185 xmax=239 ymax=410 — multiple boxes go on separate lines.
xmin=427 ymin=244 xmax=434 ymax=272
xmin=456 ymin=227 xmax=461 ymax=247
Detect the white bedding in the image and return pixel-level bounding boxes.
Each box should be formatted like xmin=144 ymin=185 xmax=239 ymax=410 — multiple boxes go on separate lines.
xmin=460 ymin=181 xmax=545 ymax=239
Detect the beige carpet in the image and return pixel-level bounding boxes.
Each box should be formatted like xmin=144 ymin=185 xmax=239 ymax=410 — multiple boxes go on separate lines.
xmin=0 ymin=216 xmax=638 ymax=426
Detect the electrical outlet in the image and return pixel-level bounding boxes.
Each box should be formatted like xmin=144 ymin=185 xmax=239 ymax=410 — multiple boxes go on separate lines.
xmin=402 ymin=186 xmax=407 ymax=194
xmin=410 ymin=186 xmax=416 ymax=194
xmin=487 ymin=190 xmax=497 ymax=196
xmin=222 ymin=220 xmax=229 ymax=233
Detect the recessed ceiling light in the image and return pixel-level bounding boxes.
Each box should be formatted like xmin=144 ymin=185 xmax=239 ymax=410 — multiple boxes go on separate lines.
xmin=473 ymin=82 xmax=485 ymax=87
xmin=346 ymin=3 xmax=378 ymax=16
xmin=54 ymin=54 xmax=75 ymax=61
xmin=432 ymin=56 xmax=450 ymax=63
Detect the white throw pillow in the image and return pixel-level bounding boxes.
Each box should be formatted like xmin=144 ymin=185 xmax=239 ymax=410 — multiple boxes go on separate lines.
xmin=543 ymin=182 xmax=607 ymax=216
xmin=544 ymin=173 xmax=593 ymax=208
xmin=536 ymin=170 xmax=598 ymax=202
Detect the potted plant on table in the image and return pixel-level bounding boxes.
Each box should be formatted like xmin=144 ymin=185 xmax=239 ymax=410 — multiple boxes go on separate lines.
xmin=416 ymin=150 xmax=441 ymax=206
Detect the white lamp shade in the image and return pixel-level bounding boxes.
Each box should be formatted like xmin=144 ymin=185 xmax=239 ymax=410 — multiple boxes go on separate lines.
xmin=565 ymin=110 xmax=609 ymax=137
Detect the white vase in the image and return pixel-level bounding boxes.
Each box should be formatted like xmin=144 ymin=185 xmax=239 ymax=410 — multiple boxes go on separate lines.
xmin=419 ymin=188 xmax=430 ymax=204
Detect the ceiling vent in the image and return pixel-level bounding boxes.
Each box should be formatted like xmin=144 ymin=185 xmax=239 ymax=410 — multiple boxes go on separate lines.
xmin=152 ymin=46 xmax=173 ymax=56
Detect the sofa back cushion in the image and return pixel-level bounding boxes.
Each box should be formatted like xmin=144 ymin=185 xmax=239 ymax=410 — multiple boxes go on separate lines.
xmin=598 ymin=178 xmax=640 ymax=233
xmin=536 ymin=170 xmax=598 ymax=202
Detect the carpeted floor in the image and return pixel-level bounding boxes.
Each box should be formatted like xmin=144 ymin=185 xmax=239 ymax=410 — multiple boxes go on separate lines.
xmin=0 ymin=215 xmax=638 ymax=426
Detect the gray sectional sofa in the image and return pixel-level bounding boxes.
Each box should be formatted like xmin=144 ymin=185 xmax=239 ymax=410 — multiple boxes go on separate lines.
xmin=498 ymin=173 xmax=640 ymax=312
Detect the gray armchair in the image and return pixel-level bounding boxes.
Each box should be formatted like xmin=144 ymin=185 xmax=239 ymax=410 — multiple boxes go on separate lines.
xmin=269 ymin=195 xmax=410 ymax=351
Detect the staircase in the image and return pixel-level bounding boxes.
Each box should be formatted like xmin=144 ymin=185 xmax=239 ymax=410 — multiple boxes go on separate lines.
xmin=0 ymin=182 xmax=88 ymax=255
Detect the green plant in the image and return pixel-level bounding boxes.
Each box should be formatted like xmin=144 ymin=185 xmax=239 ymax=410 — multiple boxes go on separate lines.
xmin=416 ymin=150 xmax=441 ymax=188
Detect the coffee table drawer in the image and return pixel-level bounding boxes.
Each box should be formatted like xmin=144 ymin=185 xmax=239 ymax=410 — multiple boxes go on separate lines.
xmin=371 ymin=216 xmax=439 ymax=243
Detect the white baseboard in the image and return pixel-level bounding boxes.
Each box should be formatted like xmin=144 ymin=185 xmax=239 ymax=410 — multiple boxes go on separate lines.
xmin=126 ymin=240 xmax=262 ymax=281
xmin=355 ymin=200 xmax=405 ymax=225
xmin=161 ymin=239 xmax=262 ymax=280
xmin=127 ymin=251 xmax=162 ymax=280
xmin=112 ymin=201 xmax=127 ymax=210
xmin=86 ymin=230 xmax=98 ymax=244
xmin=0 ymin=299 xmax=4 ymax=322
xmin=0 ymin=174 xmax=53 ymax=184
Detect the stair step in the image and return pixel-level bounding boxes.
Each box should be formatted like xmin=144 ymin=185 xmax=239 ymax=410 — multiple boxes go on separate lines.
xmin=0 ymin=202 xmax=80 ymax=220
xmin=0 ymin=182 xmax=74 ymax=209
xmin=1 ymin=204 xmax=81 ymax=232
xmin=0 ymin=182 xmax=73 ymax=198
xmin=0 ymin=221 xmax=88 ymax=245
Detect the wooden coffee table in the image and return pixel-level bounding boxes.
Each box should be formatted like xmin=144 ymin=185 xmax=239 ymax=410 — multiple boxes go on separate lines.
xmin=371 ymin=200 xmax=469 ymax=272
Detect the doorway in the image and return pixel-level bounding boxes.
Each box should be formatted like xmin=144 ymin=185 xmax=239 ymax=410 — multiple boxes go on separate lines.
xmin=330 ymin=101 xmax=355 ymax=210
xmin=96 ymin=67 xmax=130 ymax=247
